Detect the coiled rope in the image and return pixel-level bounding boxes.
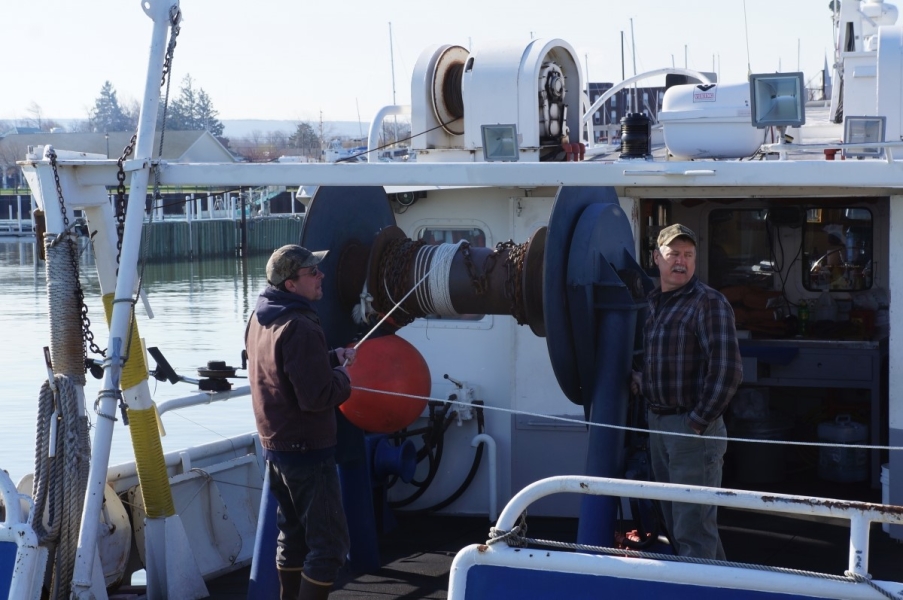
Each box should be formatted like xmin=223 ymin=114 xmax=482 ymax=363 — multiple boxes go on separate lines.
xmin=415 ymin=240 xmax=462 ymax=317
xmin=32 ymin=375 xmax=91 ymax=600
xmin=33 ymin=231 xmax=91 ymax=599
xmin=44 ymin=233 xmax=86 ymax=384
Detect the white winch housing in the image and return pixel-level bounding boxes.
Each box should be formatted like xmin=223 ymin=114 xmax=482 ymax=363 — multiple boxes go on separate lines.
xmin=410 ymin=38 xmax=584 ymax=161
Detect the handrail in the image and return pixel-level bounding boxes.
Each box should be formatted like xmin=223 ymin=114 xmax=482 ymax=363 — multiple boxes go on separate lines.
xmin=495 ymin=475 xmax=903 ymax=577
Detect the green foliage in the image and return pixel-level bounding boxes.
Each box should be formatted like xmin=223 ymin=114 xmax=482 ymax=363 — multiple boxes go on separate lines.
xmin=165 ymin=75 xmax=224 ymax=136
xmin=289 ymin=122 xmax=321 ymax=157
xmin=90 ymin=82 xmax=134 ymax=132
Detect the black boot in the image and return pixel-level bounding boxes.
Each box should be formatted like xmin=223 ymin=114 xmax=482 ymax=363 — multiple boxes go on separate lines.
xmin=298 ymin=574 xmax=332 ymax=600
xmin=277 ymin=568 xmax=304 ymax=600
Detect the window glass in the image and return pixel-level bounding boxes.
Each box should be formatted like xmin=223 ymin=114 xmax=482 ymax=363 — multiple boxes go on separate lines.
xmin=707 ymin=209 xmax=774 ymax=290
xmin=418 ymin=227 xmax=487 ymax=320
xmin=803 ymin=207 xmax=873 ymax=291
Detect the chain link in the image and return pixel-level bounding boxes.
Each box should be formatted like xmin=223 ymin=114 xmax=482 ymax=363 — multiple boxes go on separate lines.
xmin=114 ymin=134 xmax=137 ymax=267
xmin=375 ymin=238 xmax=426 ymax=326
xmin=48 ymin=149 xmax=106 ymax=362
xmin=504 ymin=240 xmax=528 ymax=324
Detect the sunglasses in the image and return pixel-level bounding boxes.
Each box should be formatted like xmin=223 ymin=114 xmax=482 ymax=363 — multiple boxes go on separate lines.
xmin=302 ymin=265 xmax=321 ymax=278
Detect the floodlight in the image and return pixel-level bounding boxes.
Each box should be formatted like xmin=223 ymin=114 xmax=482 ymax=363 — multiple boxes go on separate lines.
xmin=843 ymin=116 xmax=886 ymax=158
xmin=749 ymin=72 xmax=806 ymax=128
xmin=481 ymin=124 xmax=519 ymax=162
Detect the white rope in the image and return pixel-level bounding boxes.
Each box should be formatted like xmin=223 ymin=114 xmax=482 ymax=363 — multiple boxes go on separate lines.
xmin=424 ymin=241 xmax=462 ymax=317
xmin=413 ymin=244 xmax=437 ymax=315
xmin=350 ymin=385 xmax=903 ymax=452
xmin=44 ymin=234 xmax=86 ymax=384
xmin=32 ymin=375 xmax=91 ymax=600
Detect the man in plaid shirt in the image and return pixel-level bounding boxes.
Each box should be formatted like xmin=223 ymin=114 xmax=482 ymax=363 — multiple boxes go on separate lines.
xmin=631 ymin=223 xmax=742 ymax=559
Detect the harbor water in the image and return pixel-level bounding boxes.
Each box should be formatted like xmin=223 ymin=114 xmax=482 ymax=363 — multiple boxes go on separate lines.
xmin=0 ymin=237 xmax=269 ymax=486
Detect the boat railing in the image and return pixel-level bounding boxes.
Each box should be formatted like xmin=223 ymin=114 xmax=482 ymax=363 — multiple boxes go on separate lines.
xmin=492 ymin=475 xmax=903 ymax=578
xmin=0 ymin=469 xmax=46 ymax=600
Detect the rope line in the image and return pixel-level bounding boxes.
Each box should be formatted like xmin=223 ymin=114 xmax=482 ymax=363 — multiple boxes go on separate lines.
xmin=32 ymin=375 xmax=90 ymax=600
xmin=422 ymin=241 xmax=462 ymax=317
xmin=350 ymin=385 xmax=903 ymax=452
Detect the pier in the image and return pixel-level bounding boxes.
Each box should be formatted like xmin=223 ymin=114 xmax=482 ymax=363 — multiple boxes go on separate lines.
xmin=0 ymin=186 xmax=307 ymax=260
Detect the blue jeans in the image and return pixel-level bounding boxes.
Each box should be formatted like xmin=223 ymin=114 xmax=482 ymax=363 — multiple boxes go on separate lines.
xmin=648 ymin=412 xmax=727 ymax=560
xmin=267 ymin=454 xmax=350 ymax=583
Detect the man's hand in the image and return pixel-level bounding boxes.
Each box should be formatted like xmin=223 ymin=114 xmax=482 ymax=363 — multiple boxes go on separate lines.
xmin=629 ymin=371 xmax=642 ymax=396
xmin=687 ymin=418 xmax=705 ymax=435
xmin=336 ymin=347 xmax=357 ymax=367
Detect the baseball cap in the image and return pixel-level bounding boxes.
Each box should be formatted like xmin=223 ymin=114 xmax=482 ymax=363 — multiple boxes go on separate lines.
xmin=266 ymin=244 xmax=328 ymax=286
xmin=657 ymin=223 xmax=697 ymax=248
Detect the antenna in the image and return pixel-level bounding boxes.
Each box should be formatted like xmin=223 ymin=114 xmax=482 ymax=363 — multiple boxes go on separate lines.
xmin=743 ymin=0 xmax=752 ymax=76
xmin=356 ymin=98 xmax=363 ymax=139
xmin=629 ymin=18 xmax=638 ymax=113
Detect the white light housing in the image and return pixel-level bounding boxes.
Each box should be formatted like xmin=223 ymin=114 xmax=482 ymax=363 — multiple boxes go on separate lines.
xmin=749 ymin=72 xmax=806 ymax=128
xmin=843 ymin=116 xmax=886 ymax=158
xmin=481 ymin=124 xmax=519 ymax=161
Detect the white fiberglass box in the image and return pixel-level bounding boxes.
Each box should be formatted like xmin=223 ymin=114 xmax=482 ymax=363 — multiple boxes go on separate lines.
xmin=659 ymin=82 xmax=765 ymax=159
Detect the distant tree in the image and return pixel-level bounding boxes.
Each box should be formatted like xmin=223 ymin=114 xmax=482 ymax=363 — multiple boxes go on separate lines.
xmin=289 ymin=122 xmax=322 ymax=159
xmin=166 ymin=75 xmax=224 ymax=135
xmin=195 ymin=90 xmax=224 ymax=136
xmin=0 ymin=120 xmax=11 ymax=135
xmin=90 ymin=81 xmax=132 ymax=132
xmin=24 ymin=102 xmax=44 ymax=130
xmin=380 ymin=119 xmax=412 ymax=146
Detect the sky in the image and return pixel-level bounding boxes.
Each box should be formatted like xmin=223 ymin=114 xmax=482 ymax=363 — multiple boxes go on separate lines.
xmin=2 ymin=0 xmax=840 ymax=128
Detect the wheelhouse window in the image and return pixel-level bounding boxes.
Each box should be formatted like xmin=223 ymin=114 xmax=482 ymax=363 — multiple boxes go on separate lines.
xmin=803 ymin=207 xmax=873 ymax=291
xmin=707 ymin=209 xmax=774 ymax=290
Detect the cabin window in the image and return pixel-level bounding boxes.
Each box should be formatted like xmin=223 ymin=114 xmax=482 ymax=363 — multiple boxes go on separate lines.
xmin=418 ymin=227 xmax=486 ymax=320
xmin=707 ymin=209 xmax=775 ymax=290
xmin=802 ymin=207 xmax=873 ymax=292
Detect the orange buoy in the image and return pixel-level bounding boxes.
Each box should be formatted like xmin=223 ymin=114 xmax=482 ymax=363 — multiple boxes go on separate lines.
xmin=340 ymin=334 xmax=430 ymax=433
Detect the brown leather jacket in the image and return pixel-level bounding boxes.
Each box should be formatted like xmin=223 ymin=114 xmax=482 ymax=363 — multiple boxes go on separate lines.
xmin=246 ymin=307 xmax=351 ymax=452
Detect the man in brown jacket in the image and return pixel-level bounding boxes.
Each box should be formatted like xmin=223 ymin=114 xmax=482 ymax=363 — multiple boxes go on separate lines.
xmin=246 ymin=244 xmax=356 ymax=600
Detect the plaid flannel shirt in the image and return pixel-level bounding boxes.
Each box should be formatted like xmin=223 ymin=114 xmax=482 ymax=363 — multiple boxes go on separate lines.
xmin=642 ymin=275 xmax=743 ymax=428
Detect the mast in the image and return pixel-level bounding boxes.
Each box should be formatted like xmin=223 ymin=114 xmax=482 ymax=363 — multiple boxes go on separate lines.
xmin=389 ymin=22 xmax=398 ymax=148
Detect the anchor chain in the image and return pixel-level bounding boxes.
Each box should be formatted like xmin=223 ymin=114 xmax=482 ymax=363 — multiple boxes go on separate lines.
xmin=115 ymin=4 xmax=180 ymax=266
xmin=504 ymin=239 xmax=529 ymax=325
xmin=376 ymin=238 xmax=426 ymax=326
xmin=114 ymin=134 xmax=137 ymax=267
xmin=462 ymin=240 xmax=511 ymax=296
xmin=48 ymin=149 xmax=105 ymax=363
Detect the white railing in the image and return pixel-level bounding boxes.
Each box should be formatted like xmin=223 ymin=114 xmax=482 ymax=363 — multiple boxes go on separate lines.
xmin=0 ymin=469 xmax=47 ymax=600
xmin=496 ymin=475 xmax=903 ymax=577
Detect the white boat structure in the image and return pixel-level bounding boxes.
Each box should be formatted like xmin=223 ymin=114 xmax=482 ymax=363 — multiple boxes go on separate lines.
xmin=4 ymin=0 xmax=903 ymax=598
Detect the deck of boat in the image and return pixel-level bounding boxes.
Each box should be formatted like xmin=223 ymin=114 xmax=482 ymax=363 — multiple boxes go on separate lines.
xmin=109 ymin=473 xmax=903 ymax=599
xmin=196 ymin=508 xmax=903 ymax=599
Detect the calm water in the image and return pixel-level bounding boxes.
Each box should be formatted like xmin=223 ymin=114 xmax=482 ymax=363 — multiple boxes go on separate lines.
xmin=1 ymin=238 xmax=270 ymax=485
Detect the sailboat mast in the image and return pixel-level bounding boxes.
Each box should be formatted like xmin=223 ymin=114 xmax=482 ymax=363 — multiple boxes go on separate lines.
xmin=389 ymin=22 xmax=399 ymax=148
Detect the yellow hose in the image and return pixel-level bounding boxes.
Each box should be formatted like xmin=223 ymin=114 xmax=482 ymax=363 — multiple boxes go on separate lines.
xmin=103 ymin=293 xmax=175 ymax=518
xmin=102 ymin=293 xmax=148 ymax=389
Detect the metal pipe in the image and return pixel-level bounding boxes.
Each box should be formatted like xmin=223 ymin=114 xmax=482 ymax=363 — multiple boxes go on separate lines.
xmin=71 ymin=2 xmax=178 ymax=596
xmin=470 ymin=434 xmax=497 ymax=521
xmin=367 ymin=105 xmax=411 ymax=162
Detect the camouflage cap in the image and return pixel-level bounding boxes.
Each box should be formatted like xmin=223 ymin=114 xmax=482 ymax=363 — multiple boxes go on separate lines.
xmin=657 ymin=223 xmax=697 ymax=247
xmin=266 ymin=245 xmax=328 ymax=287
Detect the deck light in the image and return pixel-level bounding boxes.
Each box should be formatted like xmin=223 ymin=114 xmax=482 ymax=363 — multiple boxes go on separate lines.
xmin=843 ymin=116 xmax=886 ymax=158
xmin=749 ymin=72 xmax=806 ymax=128
xmin=481 ymin=124 xmax=520 ymax=161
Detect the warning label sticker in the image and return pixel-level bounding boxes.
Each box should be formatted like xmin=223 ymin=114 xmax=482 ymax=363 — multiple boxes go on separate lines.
xmin=693 ymin=84 xmax=717 ymax=102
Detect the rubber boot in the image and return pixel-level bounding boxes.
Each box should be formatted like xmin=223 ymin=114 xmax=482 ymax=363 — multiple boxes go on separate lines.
xmin=298 ymin=574 xmax=332 ymax=600
xmin=277 ymin=568 xmax=304 ymax=600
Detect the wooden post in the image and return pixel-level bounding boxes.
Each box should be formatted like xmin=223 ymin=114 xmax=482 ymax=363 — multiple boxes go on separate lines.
xmin=240 ymin=191 xmax=247 ymax=258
